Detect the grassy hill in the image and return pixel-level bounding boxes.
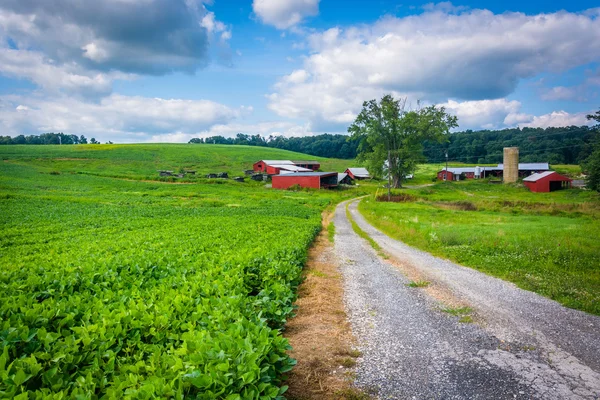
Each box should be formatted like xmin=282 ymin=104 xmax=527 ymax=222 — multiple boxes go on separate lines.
xmin=0 ymin=144 xmax=354 ymax=180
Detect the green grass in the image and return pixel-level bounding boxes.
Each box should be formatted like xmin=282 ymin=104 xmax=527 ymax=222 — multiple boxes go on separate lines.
xmin=358 ymin=180 xmax=600 ymax=315
xmin=0 ymin=143 xmax=352 ymax=181
xmin=0 ymin=144 xmax=361 ymax=398
xmin=406 ymin=280 xmax=431 ymax=288
xmin=345 ymin=203 xmax=386 ymax=258
xmin=328 ymin=221 xmax=336 ymax=243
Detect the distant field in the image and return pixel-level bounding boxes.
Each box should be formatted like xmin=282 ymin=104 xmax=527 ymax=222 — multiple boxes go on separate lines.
xmin=0 ymin=145 xmax=361 ymax=398
xmin=359 ymin=181 xmax=600 ymax=315
xmin=0 ymin=144 xmax=353 ymax=180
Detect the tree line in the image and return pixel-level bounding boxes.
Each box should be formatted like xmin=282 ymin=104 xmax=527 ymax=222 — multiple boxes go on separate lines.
xmin=423 ymin=125 xmax=594 ymax=165
xmin=0 ymin=133 xmax=104 ymax=145
xmin=189 ymin=133 xmax=360 ymax=159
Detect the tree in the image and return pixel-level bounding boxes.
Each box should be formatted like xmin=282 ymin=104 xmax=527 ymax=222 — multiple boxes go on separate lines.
xmin=581 ymin=109 xmax=600 ymax=191
xmin=349 ymin=94 xmax=458 ymax=188
xmin=90 ymin=137 xmax=99 ymax=144
xmin=79 ymin=135 xmax=88 ymax=144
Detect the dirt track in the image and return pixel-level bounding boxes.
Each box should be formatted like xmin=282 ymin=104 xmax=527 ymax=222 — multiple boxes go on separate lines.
xmin=334 ymin=199 xmax=600 ymax=399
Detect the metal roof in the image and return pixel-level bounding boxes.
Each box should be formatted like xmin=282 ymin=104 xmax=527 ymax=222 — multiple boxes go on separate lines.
xmin=497 ymin=163 xmax=550 ymax=170
xmin=523 ymin=171 xmax=568 ymax=182
xmin=292 ymin=160 xmax=320 ymax=164
xmin=274 ymin=172 xmax=337 ymax=177
xmin=277 ymin=165 xmax=313 ymax=172
xmin=260 ymin=160 xmax=295 ymax=165
xmin=338 ymin=173 xmax=348 ymax=182
xmin=442 ymin=167 xmax=496 ymax=173
xmin=347 ymin=167 xmax=370 ymax=177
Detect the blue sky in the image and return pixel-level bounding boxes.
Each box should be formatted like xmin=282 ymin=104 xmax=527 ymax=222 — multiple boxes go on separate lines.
xmin=0 ymin=0 xmax=599 ymax=142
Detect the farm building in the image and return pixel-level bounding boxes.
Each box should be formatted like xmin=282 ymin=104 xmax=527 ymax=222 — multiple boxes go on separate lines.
xmin=523 ymin=171 xmax=572 ymax=192
xmin=346 ymin=167 xmax=370 ymax=180
xmin=338 ymin=173 xmax=352 ymax=185
xmin=272 ymin=172 xmax=338 ymax=190
xmin=253 ymin=160 xmax=320 ymax=174
xmin=437 ymin=163 xmax=551 ymax=181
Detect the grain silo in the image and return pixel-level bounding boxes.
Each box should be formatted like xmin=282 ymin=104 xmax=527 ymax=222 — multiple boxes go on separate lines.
xmin=503 ymin=147 xmax=519 ymax=183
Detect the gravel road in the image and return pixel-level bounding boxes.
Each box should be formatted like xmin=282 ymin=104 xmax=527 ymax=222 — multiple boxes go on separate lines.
xmin=334 ymin=199 xmax=600 ymax=399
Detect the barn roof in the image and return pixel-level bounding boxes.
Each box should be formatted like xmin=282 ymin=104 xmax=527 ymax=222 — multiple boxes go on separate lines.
xmin=292 ymin=160 xmax=320 ymax=164
xmin=260 ymin=160 xmax=295 ymax=165
xmin=523 ymin=171 xmax=570 ymax=182
xmin=497 ymin=163 xmax=550 ymax=170
xmin=277 ymin=165 xmax=313 ymax=172
xmin=275 ymin=172 xmax=337 ymax=177
xmin=338 ymin=173 xmax=348 ymax=182
xmin=347 ymin=167 xmax=370 ymax=177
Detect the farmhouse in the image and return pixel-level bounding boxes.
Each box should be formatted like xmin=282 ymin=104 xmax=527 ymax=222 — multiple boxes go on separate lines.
xmin=523 ymin=171 xmax=572 ymax=192
xmin=437 ymin=163 xmax=551 ymax=181
xmin=272 ymin=172 xmax=338 ymax=189
xmin=253 ymin=160 xmax=320 ymax=174
xmin=346 ymin=167 xmax=370 ymax=180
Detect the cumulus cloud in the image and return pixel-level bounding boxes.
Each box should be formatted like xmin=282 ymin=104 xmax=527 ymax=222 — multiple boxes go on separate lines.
xmin=253 ymin=0 xmax=319 ymax=29
xmin=0 ymin=0 xmax=231 ymax=74
xmin=0 ymin=94 xmax=247 ymax=142
xmin=517 ymin=110 xmax=591 ymax=128
xmin=268 ymin=7 xmax=600 ymax=128
xmin=440 ymin=99 xmax=522 ymax=129
xmin=150 ymin=121 xmax=316 ymax=143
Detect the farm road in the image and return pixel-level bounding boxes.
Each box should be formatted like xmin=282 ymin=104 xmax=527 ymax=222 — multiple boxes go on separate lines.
xmin=334 ymin=199 xmax=600 ymax=399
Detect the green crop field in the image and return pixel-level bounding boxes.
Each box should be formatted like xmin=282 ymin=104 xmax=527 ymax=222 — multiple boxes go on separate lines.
xmin=360 ymin=180 xmax=600 ymax=315
xmin=0 ymin=144 xmax=360 ymax=398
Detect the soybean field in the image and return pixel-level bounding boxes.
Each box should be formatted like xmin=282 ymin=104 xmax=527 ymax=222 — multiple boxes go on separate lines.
xmin=0 ymin=145 xmax=354 ymax=398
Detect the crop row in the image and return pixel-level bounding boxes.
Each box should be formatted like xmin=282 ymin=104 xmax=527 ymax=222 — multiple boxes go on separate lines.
xmin=0 ymin=196 xmax=322 ymax=398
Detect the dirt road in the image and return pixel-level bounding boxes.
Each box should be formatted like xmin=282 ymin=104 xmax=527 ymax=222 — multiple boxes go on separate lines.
xmin=334 ymin=199 xmax=600 ymax=399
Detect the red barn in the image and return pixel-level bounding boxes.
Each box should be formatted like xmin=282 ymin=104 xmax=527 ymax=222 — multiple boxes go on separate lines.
xmin=253 ymin=160 xmax=318 ymax=173
xmin=523 ymin=171 xmax=572 ymax=192
xmin=272 ymin=172 xmax=338 ymax=190
xmin=345 ymin=168 xmax=370 ymax=180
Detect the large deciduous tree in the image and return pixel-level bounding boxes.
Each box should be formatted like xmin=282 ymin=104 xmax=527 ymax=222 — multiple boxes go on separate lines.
xmin=582 ymin=109 xmax=600 ymax=192
xmin=349 ymin=94 xmax=458 ymax=188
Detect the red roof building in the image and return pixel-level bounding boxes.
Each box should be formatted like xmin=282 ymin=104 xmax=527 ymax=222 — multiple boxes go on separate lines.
xmin=253 ymin=160 xmax=320 ymax=173
xmin=272 ymin=172 xmax=338 ymax=190
xmin=523 ymin=171 xmax=572 ymax=192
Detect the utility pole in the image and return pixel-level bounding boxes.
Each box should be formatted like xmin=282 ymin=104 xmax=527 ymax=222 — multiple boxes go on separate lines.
xmin=445 ymin=151 xmax=448 ymax=182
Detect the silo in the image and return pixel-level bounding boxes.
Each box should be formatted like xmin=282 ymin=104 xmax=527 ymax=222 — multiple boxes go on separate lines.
xmin=503 ymin=147 xmax=519 ymax=183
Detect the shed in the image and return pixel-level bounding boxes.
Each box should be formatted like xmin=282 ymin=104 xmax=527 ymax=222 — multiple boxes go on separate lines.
xmin=523 ymin=171 xmax=572 ymax=192
xmin=272 ymin=172 xmax=338 ymax=190
xmin=338 ymin=173 xmax=352 ymax=185
xmin=292 ymin=160 xmax=321 ymax=171
xmin=345 ymin=168 xmax=370 ymax=180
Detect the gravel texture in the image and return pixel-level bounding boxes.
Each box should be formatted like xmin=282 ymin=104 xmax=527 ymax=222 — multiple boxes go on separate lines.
xmin=334 ymin=199 xmax=600 ymax=399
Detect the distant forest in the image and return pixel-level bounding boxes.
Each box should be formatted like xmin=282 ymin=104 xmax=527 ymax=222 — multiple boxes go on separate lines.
xmin=190 ymin=126 xmax=594 ymax=164
xmin=0 ymin=133 xmax=103 ymax=145
xmin=2 ymin=125 xmax=594 ymax=165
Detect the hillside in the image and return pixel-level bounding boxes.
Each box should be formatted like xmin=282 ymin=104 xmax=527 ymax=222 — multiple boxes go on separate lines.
xmin=0 ymin=144 xmax=354 ymax=180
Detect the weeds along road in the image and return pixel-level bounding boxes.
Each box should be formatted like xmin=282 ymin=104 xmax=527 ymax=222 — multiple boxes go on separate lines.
xmin=334 ymin=199 xmax=600 ymax=400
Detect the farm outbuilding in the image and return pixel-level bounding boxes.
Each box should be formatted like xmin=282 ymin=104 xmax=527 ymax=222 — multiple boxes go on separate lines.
xmin=345 ymin=168 xmax=370 ymax=180
xmin=253 ymin=160 xmax=320 ymax=174
xmin=338 ymin=173 xmax=353 ymax=185
xmin=272 ymin=172 xmax=338 ymax=190
xmin=523 ymin=171 xmax=572 ymax=193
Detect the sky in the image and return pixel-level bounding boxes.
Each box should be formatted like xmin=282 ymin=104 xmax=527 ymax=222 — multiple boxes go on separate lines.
xmin=0 ymin=0 xmax=599 ymax=143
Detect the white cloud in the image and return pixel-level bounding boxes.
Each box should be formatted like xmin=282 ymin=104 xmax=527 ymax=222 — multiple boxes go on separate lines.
xmin=0 ymin=48 xmax=133 ymax=97
xmin=440 ymin=99 xmax=522 ymax=130
xmin=0 ymin=94 xmax=246 ymax=142
xmin=150 ymin=121 xmax=316 ymax=143
xmin=541 ymin=86 xmax=581 ymax=101
xmin=252 ymin=0 xmax=319 ymax=29
xmin=268 ymin=8 xmax=600 ymax=128
xmin=0 ymin=0 xmax=230 ymax=94
xmin=517 ymin=111 xmax=591 ymax=128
